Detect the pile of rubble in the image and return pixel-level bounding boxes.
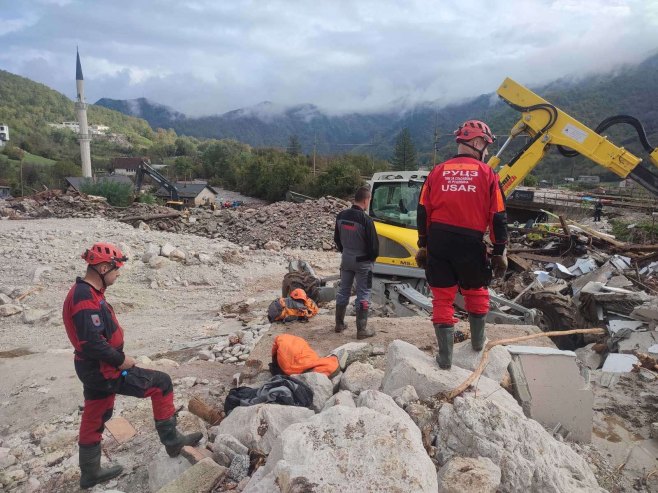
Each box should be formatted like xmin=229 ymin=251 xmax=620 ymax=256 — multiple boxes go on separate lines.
xmin=0 ymin=191 xmax=349 ymax=250
xmin=130 ymin=340 xmax=611 ymax=492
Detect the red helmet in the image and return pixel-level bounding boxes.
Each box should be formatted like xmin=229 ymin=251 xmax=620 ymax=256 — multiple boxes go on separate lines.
xmin=82 ymin=242 xmax=127 ymax=268
xmin=454 ymin=120 xmax=495 ymax=144
xmin=289 ymin=288 xmax=308 ymax=301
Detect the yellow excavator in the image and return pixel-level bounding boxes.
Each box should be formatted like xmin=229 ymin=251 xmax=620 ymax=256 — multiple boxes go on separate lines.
xmin=284 ymin=78 xmax=658 ymax=342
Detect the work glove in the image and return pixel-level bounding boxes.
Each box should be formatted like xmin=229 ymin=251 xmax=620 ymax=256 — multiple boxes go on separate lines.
xmin=415 ymin=247 xmax=428 ymax=269
xmin=491 ymin=254 xmax=508 ymax=278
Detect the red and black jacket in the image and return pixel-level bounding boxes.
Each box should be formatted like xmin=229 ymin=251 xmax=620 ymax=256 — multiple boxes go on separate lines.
xmin=62 ymin=278 xmax=125 ymax=380
xmin=417 ymin=155 xmax=507 ymax=254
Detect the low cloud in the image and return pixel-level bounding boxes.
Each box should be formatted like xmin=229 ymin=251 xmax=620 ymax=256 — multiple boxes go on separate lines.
xmin=0 ymin=0 xmax=656 ymax=116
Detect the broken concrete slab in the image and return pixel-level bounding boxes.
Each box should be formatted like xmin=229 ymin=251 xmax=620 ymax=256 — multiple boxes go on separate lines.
xmin=216 ymin=404 xmax=314 ymax=454
xmin=381 ymin=340 xmax=522 ymax=415
xmin=435 ymin=397 xmax=605 ymax=492
xmin=452 ymin=342 xmax=511 ymax=383
xmin=507 ymin=345 xmax=593 ymax=443
xmin=156 ymin=457 xmax=227 ymax=493
xmin=630 ymin=299 xmax=658 ymax=322
xmin=104 ymin=417 xmax=137 ymax=444
xmin=245 ymin=406 xmax=438 ymax=492
xmin=617 ymin=331 xmax=658 ymax=354
xmin=148 ymin=449 xmax=192 ymax=492
xmin=607 ymin=319 xmax=645 ymax=335
xmin=436 ymin=456 xmax=501 ymax=493
xmin=330 ymin=342 xmax=373 ymax=369
xmin=601 ymin=353 xmax=640 ymax=373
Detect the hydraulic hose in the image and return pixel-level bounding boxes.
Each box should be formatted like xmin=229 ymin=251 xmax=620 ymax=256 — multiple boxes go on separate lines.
xmin=558 ymin=115 xmax=656 ymax=157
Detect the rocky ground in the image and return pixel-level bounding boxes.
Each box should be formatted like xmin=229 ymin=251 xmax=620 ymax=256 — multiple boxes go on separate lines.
xmin=0 ymin=210 xmax=656 ymax=492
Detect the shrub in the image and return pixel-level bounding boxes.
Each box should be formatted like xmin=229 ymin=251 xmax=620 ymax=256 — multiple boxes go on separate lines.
xmin=80 ymin=180 xmax=133 ymax=207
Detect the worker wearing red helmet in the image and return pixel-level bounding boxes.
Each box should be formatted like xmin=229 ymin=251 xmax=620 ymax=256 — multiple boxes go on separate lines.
xmin=62 ymin=242 xmax=202 ymax=489
xmin=417 ymin=120 xmax=508 ymax=369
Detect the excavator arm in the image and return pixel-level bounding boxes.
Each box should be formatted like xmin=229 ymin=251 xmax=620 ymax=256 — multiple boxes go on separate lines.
xmin=135 ymin=160 xmax=180 ymax=201
xmin=488 ymin=78 xmax=658 ymax=196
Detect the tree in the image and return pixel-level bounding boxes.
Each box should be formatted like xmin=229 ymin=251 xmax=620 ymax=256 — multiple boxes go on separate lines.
xmin=391 ymin=128 xmax=417 ymax=171
xmin=287 ymin=135 xmax=302 ymax=157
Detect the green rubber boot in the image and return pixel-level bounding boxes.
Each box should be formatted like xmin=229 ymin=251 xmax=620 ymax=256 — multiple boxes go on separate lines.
xmin=155 ymin=416 xmax=203 ymax=458
xmin=433 ymin=324 xmax=454 ymax=369
xmin=469 ymin=313 xmax=486 ymax=351
xmin=335 ymin=304 xmax=347 ymax=333
xmin=79 ymin=443 xmax=123 ymax=490
xmin=356 ymin=307 xmax=375 ymax=339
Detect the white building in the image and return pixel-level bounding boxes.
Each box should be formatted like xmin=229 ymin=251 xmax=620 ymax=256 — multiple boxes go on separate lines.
xmin=0 ymin=123 xmax=8 ymax=147
xmin=48 ymin=122 xmax=109 ymax=135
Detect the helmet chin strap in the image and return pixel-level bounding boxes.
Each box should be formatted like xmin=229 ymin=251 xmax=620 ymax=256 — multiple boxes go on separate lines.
xmin=90 ymin=264 xmax=117 ymax=290
xmin=461 ymin=141 xmax=488 ymax=161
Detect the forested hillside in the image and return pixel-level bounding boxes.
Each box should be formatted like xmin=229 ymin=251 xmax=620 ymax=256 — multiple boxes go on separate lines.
xmin=97 ymin=53 xmax=658 ymax=179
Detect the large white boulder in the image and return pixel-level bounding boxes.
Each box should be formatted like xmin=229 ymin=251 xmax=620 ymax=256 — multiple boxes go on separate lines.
xmin=435 ymin=397 xmax=605 ymax=493
xmin=339 ymin=361 xmax=384 ymax=394
xmin=291 ymin=372 xmax=334 ymax=412
xmin=452 ymin=342 xmax=511 ymax=383
xmin=217 ymin=404 xmax=314 ymax=454
xmin=437 ymin=456 xmax=501 ymax=493
xmin=244 ymin=405 xmax=438 ymax=493
xmin=355 ymin=390 xmax=421 ymax=443
xmin=381 ymin=340 xmax=521 ymax=414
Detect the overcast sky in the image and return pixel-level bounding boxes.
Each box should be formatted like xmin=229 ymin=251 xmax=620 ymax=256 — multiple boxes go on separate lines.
xmin=1 ymin=0 xmax=657 ymax=116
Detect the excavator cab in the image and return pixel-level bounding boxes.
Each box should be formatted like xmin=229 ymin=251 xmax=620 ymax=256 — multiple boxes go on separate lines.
xmin=165 ymin=200 xmax=185 ymax=211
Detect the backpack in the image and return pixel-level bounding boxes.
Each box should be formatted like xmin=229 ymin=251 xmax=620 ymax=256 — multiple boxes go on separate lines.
xmin=267 ymin=296 xmax=319 ymax=323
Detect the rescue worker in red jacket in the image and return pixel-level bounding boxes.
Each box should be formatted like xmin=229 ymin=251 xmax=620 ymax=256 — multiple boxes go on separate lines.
xmin=62 ymin=242 xmax=202 ymax=489
xmin=417 ymin=120 xmax=508 ymax=369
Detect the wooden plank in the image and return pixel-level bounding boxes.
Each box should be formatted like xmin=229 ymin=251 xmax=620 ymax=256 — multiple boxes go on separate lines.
xmin=507 ymin=254 xmax=533 ymax=272
xmin=514 ymin=252 xmax=561 ymax=263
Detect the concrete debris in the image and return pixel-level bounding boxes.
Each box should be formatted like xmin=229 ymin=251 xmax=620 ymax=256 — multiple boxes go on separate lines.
xmin=617 ymin=331 xmax=658 ymax=354
xmin=507 ymin=345 xmax=593 ymax=443
xmin=211 ymin=434 xmax=249 ymax=468
xmin=601 ymin=353 xmax=639 ymax=372
xmin=156 ymin=457 xmax=227 ymax=493
xmin=330 ymin=341 xmax=374 ymax=369
xmin=148 ymin=449 xmax=192 ymax=492
xmin=245 ymin=406 xmax=438 ymax=492
xmin=355 ymin=390 xmax=422 ymax=443
xmin=0 ymin=304 xmax=22 ymax=317
xmin=435 ymin=397 xmax=605 ymax=492
xmin=437 ymin=456 xmax=502 ymax=493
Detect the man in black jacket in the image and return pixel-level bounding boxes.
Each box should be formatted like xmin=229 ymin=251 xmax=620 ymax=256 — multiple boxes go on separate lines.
xmin=334 ymin=186 xmax=379 ymax=338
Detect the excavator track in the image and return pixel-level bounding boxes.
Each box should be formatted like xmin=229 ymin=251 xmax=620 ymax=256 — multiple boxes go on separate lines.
xmin=520 ymin=291 xmax=582 ymax=350
xmin=281 ymin=271 xmax=322 ymax=302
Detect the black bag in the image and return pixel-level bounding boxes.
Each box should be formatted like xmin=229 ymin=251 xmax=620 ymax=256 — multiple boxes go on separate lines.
xmin=224 ymin=375 xmax=314 ymax=415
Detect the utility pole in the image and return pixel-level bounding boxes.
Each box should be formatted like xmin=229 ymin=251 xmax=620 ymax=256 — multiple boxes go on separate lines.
xmin=20 ymin=157 xmax=24 ymax=197
xmin=432 ymin=110 xmax=439 ymax=169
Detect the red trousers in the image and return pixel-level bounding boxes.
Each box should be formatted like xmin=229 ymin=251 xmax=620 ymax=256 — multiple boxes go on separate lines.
xmin=430 ymin=286 xmax=489 ymax=325
xmin=77 ymin=366 xmax=175 ymax=446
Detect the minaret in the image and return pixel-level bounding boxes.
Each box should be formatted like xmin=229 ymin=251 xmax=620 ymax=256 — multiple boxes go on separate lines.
xmin=75 ymin=48 xmax=92 ymax=178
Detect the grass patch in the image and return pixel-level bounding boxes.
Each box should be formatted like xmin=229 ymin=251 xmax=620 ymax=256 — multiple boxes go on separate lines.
xmin=22 ymin=152 xmax=56 ymax=165
xmin=610 ymin=219 xmax=658 ymax=244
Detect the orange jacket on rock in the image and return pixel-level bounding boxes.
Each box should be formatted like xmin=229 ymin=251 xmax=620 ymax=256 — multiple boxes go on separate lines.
xmin=271 ymin=334 xmax=340 ymax=378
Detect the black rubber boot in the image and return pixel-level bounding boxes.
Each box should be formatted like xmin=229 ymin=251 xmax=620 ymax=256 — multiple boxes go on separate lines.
xmin=469 ymin=313 xmax=486 ymax=351
xmin=434 ymin=324 xmax=454 ymax=369
xmin=79 ymin=443 xmax=123 ymax=490
xmin=155 ymin=416 xmax=203 ymax=458
xmin=356 ymin=308 xmax=374 ymax=339
xmin=335 ymin=304 xmax=347 ymax=333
